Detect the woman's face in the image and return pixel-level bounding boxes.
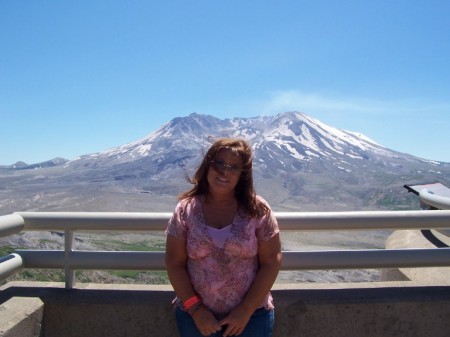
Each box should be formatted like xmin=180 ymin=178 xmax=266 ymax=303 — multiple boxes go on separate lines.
xmin=207 ymin=150 xmax=243 ymax=197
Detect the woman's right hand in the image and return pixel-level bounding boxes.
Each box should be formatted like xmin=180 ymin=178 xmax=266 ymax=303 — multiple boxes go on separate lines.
xmin=192 ymin=306 xmax=222 ymax=336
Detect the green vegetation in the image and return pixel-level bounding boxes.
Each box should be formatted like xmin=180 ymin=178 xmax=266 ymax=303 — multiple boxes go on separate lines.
xmin=90 ymin=239 xmax=166 ymax=251
xmin=2 ymin=268 xmax=169 ymax=286
xmin=1 ymin=269 xmax=66 ymax=286
xmin=0 ymin=245 xmax=15 ymax=258
xmin=109 ymin=270 xmax=169 ymax=284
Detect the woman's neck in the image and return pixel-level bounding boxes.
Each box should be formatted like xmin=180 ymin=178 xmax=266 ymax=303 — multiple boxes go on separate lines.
xmin=204 ymin=193 xmax=236 ymax=207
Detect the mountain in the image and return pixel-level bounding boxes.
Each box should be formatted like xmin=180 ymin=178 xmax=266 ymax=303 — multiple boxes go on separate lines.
xmin=0 ymin=158 xmax=68 ymax=170
xmin=1 ymin=112 xmax=449 ymax=214
xmin=65 ymin=111 xmax=434 ymax=173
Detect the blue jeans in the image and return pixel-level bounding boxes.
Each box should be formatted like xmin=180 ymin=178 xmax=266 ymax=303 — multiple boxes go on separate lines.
xmin=175 ymin=306 xmax=274 ymax=337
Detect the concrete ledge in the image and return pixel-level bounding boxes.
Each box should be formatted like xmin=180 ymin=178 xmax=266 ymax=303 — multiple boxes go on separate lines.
xmin=1 ymin=281 xmax=450 ymax=337
xmin=273 ymin=283 xmax=450 ymax=337
xmin=0 ymin=282 xmax=177 ymax=337
xmin=0 ymin=296 xmax=43 ymax=337
xmin=385 ymin=230 xmax=450 ymax=283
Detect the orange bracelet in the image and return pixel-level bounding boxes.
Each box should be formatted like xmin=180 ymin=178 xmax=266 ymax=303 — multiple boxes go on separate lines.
xmin=187 ymin=302 xmax=203 ymax=316
xmin=183 ymin=295 xmax=201 ymax=311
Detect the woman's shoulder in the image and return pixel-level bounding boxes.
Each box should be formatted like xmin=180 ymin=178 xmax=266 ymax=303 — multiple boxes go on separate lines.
xmin=249 ymin=195 xmax=274 ymax=219
xmin=175 ymin=195 xmax=200 ymax=213
xmin=255 ymin=194 xmax=270 ymax=205
xmin=247 ymin=195 xmax=279 ymax=235
xmin=177 ymin=194 xmax=199 ymax=204
xmin=255 ymin=195 xmax=273 ymax=210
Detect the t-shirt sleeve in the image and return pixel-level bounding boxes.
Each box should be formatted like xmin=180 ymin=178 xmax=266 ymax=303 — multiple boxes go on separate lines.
xmin=166 ymin=201 xmax=188 ymax=240
xmin=255 ymin=198 xmax=280 ymax=241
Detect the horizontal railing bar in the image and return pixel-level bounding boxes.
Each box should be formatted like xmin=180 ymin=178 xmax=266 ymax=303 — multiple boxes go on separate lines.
xmin=281 ymin=249 xmax=450 ymax=270
xmin=14 ymin=210 xmax=450 ymax=231
xmin=0 ymin=253 xmax=23 ymax=279
xmin=16 ymin=250 xmax=165 ymax=270
xmin=276 ymin=210 xmax=450 ymax=230
xmin=15 ymin=212 xmax=173 ymax=231
xmin=15 ymin=248 xmax=450 ymax=271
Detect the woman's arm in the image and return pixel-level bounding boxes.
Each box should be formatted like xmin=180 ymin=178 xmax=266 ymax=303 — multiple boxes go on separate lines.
xmin=165 ymin=234 xmax=195 ymax=302
xmin=220 ymin=232 xmax=282 ymax=337
xmin=165 ymin=234 xmax=221 ymax=336
xmin=242 ymin=232 xmax=282 ymax=310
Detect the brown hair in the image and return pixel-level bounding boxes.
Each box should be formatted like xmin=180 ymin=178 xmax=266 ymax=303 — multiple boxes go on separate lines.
xmin=179 ymin=138 xmax=267 ymax=218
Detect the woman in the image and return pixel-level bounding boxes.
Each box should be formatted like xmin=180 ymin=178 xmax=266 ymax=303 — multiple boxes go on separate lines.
xmin=165 ymin=138 xmax=282 ymax=337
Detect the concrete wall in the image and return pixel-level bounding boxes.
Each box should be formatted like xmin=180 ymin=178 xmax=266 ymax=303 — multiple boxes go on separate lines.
xmin=1 ymin=281 xmax=450 ymax=337
xmin=275 ymin=283 xmax=450 ymax=337
xmin=0 ymin=296 xmax=43 ymax=337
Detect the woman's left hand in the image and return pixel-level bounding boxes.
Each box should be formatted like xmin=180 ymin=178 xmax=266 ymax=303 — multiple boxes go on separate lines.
xmin=219 ymin=305 xmax=252 ymax=337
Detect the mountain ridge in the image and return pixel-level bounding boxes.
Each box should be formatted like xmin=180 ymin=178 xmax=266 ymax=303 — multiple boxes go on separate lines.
xmin=65 ymin=111 xmax=442 ymax=169
xmin=1 ymin=111 xmax=449 ymax=214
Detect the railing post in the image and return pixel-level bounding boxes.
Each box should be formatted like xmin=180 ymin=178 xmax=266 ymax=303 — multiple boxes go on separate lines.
xmin=65 ymin=229 xmax=75 ymax=289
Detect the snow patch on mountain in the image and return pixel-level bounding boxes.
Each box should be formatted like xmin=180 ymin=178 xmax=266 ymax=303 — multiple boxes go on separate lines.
xmin=60 ymin=110 xmax=442 ymax=176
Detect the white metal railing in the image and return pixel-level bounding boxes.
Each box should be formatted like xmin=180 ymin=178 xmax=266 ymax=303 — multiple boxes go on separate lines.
xmin=1 ymin=210 xmax=450 ymax=289
xmin=419 ymin=189 xmax=450 ymax=210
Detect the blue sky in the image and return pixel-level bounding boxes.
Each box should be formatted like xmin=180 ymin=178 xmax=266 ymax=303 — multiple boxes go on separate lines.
xmin=1 ymin=1 xmax=450 ymax=164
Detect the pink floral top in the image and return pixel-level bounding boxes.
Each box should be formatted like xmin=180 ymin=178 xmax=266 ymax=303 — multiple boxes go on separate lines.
xmin=166 ymin=195 xmax=280 ymax=316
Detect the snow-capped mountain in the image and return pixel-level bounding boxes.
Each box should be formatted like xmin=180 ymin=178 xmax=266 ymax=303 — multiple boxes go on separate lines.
xmin=84 ymin=111 xmax=393 ymax=163
xmin=66 ymin=111 xmax=438 ymax=176
xmin=1 ymin=112 xmax=449 ymax=213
